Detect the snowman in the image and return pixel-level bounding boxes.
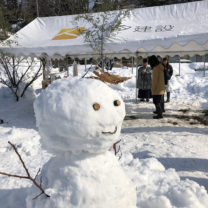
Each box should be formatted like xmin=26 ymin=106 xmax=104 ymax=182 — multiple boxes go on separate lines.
xmin=26 ymin=78 xmax=137 ymax=208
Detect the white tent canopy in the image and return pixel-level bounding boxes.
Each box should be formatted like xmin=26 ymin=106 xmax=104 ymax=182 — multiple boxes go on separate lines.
xmin=1 ymin=0 xmax=208 ymax=59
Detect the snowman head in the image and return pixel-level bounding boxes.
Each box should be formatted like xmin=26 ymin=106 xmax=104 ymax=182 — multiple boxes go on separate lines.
xmin=34 ymin=78 xmax=125 ymax=155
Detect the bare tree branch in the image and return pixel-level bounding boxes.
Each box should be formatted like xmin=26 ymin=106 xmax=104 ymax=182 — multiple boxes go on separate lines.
xmin=0 ymin=141 xmax=50 ymax=199
xmin=20 ymin=63 xmax=42 ymax=98
xmin=0 ymin=77 xmax=19 ymax=101
xmin=113 ymin=140 xmax=122 ymax=160
xmin=34 ymin=168 xmax=41 ymax=181
xmin=0 ymin=172 xmax=29 ymax=179
xmin=0 ymin=53 xmax=43 ymax=101
xmin=16 ymin=59 xmax=34 ymax=86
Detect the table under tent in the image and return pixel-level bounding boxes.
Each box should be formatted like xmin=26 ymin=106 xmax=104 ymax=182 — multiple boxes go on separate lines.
xmin=0 ymin=0 xmax=208 ymax=100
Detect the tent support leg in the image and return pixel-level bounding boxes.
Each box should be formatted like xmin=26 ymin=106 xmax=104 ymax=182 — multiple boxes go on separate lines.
xmin=179 ymin=57 xmax=181 ymax=76
xmin=40 ymin=57 xmax=48 ymax=89
xmin=85 ymin=58 xmax=87 ymax=72
xmin=135 ymin=56 xmax=138 ymax=103
xmin=203 ymin=56 xmax=206 ymax=77
xmin=41 ymin=58 xmax=46 ymax=81
xmin=131 ymin=56 xmax=134 ymax=74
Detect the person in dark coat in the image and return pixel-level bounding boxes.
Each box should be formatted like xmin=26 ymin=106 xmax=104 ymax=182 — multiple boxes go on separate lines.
xmin=137 ymin=58 xmax=152 ymax=102
xmin=148 ymin=55 xmax=165 ymax=119
xmin=162 ymin=57 xmax=173 ymax=103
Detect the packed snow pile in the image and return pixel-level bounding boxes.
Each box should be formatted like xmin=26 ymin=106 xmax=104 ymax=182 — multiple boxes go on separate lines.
xmin=27 ymin=78 xmax=137 ymax=208
xmin=121 ymin=153 xmax=208 ymax=208
xmin=169 ymin=63 xmax=208 ymax=109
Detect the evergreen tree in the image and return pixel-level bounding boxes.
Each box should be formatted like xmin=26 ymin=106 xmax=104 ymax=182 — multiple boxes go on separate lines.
xmin=0 ymin=0 xmax=9 ymax=39
xmin=93 ymin=0 xmax=119 ymax=12
xmin=5 ymin=0 xmax=18 ymax=10
xmin=21 ymin=0 xmax=90 ymax=22
xmin=121 ymin=0 xmax=201 ymax=8
xmin=56 ymin=0 xmax=89 ymax=15
xmin=3 ymin=0 xmax=19 ymax=23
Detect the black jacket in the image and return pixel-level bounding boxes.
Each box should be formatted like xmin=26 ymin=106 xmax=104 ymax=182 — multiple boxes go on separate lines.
xmin=163 ymin=64 xmax=173 ymax=85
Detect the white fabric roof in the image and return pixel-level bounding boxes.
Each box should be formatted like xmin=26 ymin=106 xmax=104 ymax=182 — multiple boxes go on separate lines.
xmin=1 ymin=0 xmax=208 ymax=58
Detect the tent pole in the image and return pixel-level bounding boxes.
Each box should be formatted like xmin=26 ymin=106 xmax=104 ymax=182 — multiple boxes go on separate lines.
xmin=85 ymin=58 xmax=87 ymax=72
xmin=67 ymin=58 xmax=69 ymax=76
xmin=179 ymin=57 xmax=181 ymax=76
xmin=203 ymin=55 xmax=206 ymax=77
xmin=41 ymin=57 xmax=48 ymax=89
xmin=131 ymin=56 xmax=134 ymax=74
xmin=42 ymin=58 xmax=46 ymax=81
xmin=102 ymin=57 xmax=104 ymax=71
xmin=135 ymin=56 xmax=138 ymax=103
xmin=73 ymin=59 xmax=78 ymax=77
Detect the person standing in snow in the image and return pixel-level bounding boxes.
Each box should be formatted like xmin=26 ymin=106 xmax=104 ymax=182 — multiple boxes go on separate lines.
xmin=148 ymin=55 xmax=165 ymax=119
xmin=162 ymin=57 xmax=173 ymax=103
xmin=137 ymin=58 xmax=152 ymax=102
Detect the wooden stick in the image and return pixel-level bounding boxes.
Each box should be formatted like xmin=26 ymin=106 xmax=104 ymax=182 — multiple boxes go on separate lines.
xmin=0 ymin=141 xmax=50 ymax=199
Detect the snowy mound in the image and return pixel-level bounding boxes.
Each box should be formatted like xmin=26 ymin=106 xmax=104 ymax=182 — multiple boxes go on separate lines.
xmin=34 ymin=78 xmax=125 ymax=154
xmin=121 ymin=153 xmax=208 ymax=208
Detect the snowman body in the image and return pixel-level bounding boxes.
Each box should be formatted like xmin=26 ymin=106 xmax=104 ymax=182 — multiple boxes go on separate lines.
xmin=26 ymin=78 xmax=136 ymax=208
xmin=26 ymin=151 xmax=136 ymax=208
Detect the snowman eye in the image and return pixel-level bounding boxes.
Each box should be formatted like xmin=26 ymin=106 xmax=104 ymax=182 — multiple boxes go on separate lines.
xmin=93 ymin=103 xmax=100 ymax=111
xmin=114 ymin=100 xmax=121 ymax=106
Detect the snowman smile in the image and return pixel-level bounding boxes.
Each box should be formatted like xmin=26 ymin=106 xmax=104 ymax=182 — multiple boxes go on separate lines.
xmin=102 ymin=126 xmax=117 ymax=135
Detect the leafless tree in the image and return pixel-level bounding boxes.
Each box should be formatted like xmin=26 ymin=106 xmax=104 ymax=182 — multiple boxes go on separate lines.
xmin=0 ymin=52 xmax=42 ymax=101
xmin=75 ymin=2 xmax=130 ymax=70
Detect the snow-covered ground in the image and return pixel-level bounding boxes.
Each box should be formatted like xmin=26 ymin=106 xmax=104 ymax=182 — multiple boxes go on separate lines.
xmin=0 ymin=62 xmax=208 ymax=207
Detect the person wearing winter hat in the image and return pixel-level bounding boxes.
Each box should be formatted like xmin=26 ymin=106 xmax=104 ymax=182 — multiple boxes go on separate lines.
xmin=137 ymin=58 xmax=152 ymax=102
xmin=148 ymin=55 xmax=165 ymax=119
xmin=162 ymin=57 xmax=173 ymax=103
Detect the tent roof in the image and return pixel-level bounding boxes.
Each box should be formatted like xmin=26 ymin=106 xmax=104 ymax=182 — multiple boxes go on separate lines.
xmin=1 ymin=0 xmax=208 ymax=58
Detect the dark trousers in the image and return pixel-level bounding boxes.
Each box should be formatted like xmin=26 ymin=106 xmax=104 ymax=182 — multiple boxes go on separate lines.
xmin=138 ymin=89 xmax=152 ymax=99
xmin=153 ymin=95 xmax=165 ymax=115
